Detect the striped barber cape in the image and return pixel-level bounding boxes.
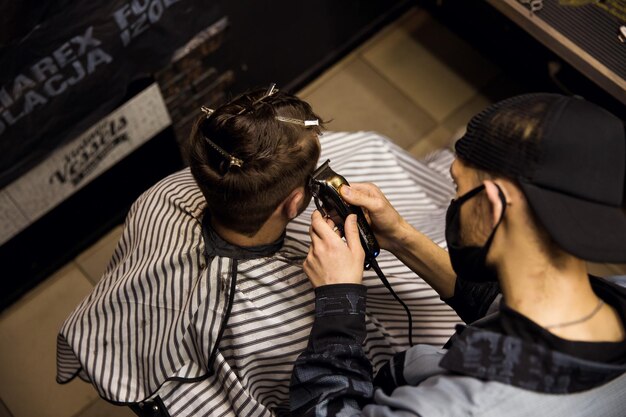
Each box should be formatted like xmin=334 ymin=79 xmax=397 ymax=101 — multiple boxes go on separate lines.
xmin=56 ymin=131 xmax=461 ymax=416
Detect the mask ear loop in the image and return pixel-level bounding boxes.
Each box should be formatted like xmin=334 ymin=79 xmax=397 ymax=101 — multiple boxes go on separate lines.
xmin=453 ymin=184 xmax=485 ymax=204
xmin=482 ymin=183 xmax=508 ymax=248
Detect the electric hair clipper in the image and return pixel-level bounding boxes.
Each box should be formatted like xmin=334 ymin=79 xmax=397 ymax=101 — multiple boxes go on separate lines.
xmin=309 ymin=160 xmax=380 ymax=269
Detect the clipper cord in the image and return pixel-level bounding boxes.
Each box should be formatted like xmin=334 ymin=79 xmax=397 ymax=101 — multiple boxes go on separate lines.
xmin=370 ymin=258 xmax=414 ymax=347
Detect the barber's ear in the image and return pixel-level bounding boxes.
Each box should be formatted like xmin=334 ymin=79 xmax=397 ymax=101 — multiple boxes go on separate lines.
xmin=484 ymin=181 xmax=506 ymax=227
xmin=284 ymin=187 xmax=305 ymax=219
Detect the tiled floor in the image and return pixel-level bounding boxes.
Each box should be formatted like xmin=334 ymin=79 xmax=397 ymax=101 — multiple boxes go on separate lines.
xmin=298 ymin=7 xmax=516 ymax=159
xmin=0 ymin=6 xmax=623 ymax=417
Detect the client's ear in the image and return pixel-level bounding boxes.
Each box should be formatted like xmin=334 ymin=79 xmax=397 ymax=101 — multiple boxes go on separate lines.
xmin=283 ymin=187 xmax=305 ymax=220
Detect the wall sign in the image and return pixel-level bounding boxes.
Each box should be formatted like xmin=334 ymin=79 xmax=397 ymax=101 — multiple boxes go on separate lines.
xmin=0 ymin=0 xmax=221 ymax=188
xmin=0 ymin=83 xmax=170 ymax=245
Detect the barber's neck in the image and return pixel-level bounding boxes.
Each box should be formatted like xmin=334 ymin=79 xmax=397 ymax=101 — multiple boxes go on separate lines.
xmin=498 ymin=243 xmax=590 ymax=315
xmin=211 ymin=216 xmax=287 ymax=247
xmin=495 ymin=235 xmax=624 ymax=342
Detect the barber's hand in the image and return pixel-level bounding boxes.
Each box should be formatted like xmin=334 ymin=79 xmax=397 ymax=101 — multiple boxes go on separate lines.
xmin=340 ymin=183 xmax=408 ymax=251
xmin=303 ymin=211 xmax=365 ymax=288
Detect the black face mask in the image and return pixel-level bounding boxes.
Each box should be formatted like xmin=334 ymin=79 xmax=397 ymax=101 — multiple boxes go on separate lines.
xmin=445 ymin=184 xmax=507 ymax=283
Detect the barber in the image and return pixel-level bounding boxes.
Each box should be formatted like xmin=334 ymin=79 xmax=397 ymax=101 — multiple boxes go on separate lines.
xmin=290 ymin=93 xmax=626 ymax=417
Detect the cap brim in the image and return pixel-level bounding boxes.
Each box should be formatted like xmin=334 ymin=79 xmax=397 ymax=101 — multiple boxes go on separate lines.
xmin=519 ymin=182 xmax=626 ymax=263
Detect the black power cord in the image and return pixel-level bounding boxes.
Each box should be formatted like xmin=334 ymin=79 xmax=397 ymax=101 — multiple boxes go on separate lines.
xmin=370 ymin=258 xmax=414 ymax=347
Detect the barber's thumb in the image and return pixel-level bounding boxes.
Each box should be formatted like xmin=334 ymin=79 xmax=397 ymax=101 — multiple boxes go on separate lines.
xmin=340 ymin=185 xmax=361 ymax=206
xmin=344 ymin=214 xmax=361 ymax=252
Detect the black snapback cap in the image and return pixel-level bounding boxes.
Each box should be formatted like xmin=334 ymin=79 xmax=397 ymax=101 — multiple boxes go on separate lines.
xmin=455 ymin=93 xmax=626 ymax=262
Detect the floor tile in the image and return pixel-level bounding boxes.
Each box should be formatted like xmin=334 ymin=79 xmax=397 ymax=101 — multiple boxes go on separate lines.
xmin=0 ymin=263 xmax=97 ymax=417
xmin=297 ymin=7 xmax=428 ymax=99
xmin=362 ymin=9 xmax=500 ymax=122
xmin=407 ymin=125 xmax=456 ymax=160
xmin=75 ymin=225 xmax=123 ymax=285
xmin=480 ymin=73 xmax=526 ymax=103
xmin=74 ymin=398 xmax=136 ymax=417
xmin=407 ymin=14 xmax=501 ymax=92
xmin=441 ymin=93 xmax=492 ymax=136
xmin=301 ymin=58 xmax=437 ymax=149
xmin=441 ymin=71 xmax=527 ymax=136
xmin=297 ymin=53 xmax=360 ymax=99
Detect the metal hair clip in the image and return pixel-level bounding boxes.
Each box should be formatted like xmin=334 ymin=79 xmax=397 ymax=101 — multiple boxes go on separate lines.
xmin=263 ymin=83 xmax=278 ymax=99
xmin=237 ymin=83 xmax=280 ymax=115
xmin=203 ymin=136 xmax=244 ymax=168
xmin=275 ymin=116 xmax=319 ymax=127
xmin=228 ymin=156 xmax=244 ymax=168
xmin=201 ymin=106 xmax=215 ymax=117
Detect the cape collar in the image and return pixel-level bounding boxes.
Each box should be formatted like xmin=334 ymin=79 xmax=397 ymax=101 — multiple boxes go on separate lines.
xmin=201 ymin=211 xmax=285 ymax=260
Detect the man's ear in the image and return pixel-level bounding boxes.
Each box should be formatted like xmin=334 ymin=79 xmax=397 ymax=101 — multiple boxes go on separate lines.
xmin=484 ymin=180 xmax=506 ymax=227
xmin=283 ymin=187 xmax=305 ymax=219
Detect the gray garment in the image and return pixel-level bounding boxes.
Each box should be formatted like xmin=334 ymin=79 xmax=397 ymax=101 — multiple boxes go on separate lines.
xmin=290 ymin=279 xmax=626 ymax=417
xmin=364 ymin=344 xmax=626 ymax=417
xmin=609 ymin=276 xmax=626 ymax=287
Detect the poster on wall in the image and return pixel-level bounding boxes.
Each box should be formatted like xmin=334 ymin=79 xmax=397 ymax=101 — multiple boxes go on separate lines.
xmin=0 ymin=83 xmax=171 ymax=246
xmin=0 ymin=0 xmax=222 ymax=189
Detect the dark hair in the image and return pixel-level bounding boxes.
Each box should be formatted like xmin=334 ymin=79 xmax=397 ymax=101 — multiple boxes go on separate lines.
xmin=455 ymin=94 xmax=553 ymax=179
xmin=186 ymin=87 xmax=323 ymax=235
xmin=456 ymin=94 xmax=551 ymax=228
xmin=457 ymin=96 xmax=565 ymax=255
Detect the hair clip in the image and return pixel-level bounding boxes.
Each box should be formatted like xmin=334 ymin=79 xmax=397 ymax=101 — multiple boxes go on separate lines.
xmin=228 ymin=156 xmax=244 ymax=168
xmin=201 ymin=106 xmax=215 ymax=117
xmin=263 ymin=83 xmax=278 ymax=98
xmin=275 ymin=116 xmax=319 ymax=127
xmin=228 ymin=156 xmax=243 ymax=168
xmin=203 ymin=136 xmax=244 ymax=168
xmin=237 ymin=83 xmax=280 ymax=115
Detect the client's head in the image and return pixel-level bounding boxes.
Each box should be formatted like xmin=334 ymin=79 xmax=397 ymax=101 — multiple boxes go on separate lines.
xmin=187 ymin=85 xmax=323 ymax=237
xmin=448 ymin=93 xmax=626 ymax=279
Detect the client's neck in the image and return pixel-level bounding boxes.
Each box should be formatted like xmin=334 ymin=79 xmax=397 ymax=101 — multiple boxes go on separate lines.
xmin=211 ymin=217 xmax=286 ymax=247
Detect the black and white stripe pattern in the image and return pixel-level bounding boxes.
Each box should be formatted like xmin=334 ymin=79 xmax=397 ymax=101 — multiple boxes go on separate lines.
xmin=57 ymin=131 xmax=459 ymax=416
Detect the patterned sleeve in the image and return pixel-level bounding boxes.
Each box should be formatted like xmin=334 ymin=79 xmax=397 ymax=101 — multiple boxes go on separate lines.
xmin=290 ymin=284 xmax=373 ymax=417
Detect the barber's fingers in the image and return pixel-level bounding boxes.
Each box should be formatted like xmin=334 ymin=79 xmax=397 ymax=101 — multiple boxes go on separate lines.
xmin=310 ymin=210 xmax=340 ymax=241
xmin=324 ymin=217 xmax=342 ymax=236
xmin=340 ymin=183 xmax=386 ymax=213
xmin=324 ymin=216 xmax=344 ymax=237
xmin=309 ymin=210 xmax=325 ymax=240
xmin=344 ymin=214 xmax=364 ymax=259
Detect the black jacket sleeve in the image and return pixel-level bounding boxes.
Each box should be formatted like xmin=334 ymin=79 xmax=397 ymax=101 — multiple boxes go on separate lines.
xmin=290 ymin=284 xmax=372 ymax=417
